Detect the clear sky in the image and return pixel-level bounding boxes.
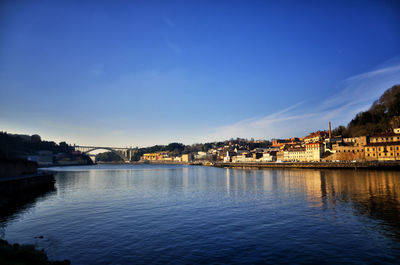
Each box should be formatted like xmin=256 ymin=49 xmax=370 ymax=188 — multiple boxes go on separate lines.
xmin=1 ymin=0 xmax=400 ymax=147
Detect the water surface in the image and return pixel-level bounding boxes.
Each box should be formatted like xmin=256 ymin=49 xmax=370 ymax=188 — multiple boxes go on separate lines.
xmin=1 ymin=164 xmax=400 ymax=264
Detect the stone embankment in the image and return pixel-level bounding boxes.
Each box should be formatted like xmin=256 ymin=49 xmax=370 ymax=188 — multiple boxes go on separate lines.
xmin=0 ymin=157 xmax=55 ymax=209
xmin=213 ymin=161 xmax=400 ymax=170
xmin=0 ymin=157 xmax=37 ymax=178
xmin=130 ymin=160 xmax=191 ymax=165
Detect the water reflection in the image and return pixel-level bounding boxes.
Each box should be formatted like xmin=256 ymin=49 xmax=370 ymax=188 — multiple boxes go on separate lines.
xmin=0 ymin=179 xmax=56 ymax=238
xmin=244 ymin=168 xmax=400 ymax=239
xmin=43 ymin=166 xmax=400 ymax=241
xmin=3 ymin=165 xmax=400 ymax=264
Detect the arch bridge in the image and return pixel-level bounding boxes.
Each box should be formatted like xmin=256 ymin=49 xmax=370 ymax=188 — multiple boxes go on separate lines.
xmin=74 ymin=145 xmax=137 ymax=162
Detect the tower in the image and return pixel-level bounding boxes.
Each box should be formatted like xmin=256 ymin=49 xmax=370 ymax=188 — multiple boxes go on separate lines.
xmin=329 ymin=122 xmax=332 ymax=139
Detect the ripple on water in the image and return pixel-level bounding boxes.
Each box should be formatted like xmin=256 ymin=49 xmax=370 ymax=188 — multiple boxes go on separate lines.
xmin=2 ymin=165 xmax=400 ymax=264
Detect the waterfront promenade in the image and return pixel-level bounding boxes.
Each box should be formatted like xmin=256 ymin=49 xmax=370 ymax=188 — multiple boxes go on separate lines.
xmin=214 ymin=161 xmax=400 ymax=170
xmin=103 ymin=160 xmax=400 ymax=170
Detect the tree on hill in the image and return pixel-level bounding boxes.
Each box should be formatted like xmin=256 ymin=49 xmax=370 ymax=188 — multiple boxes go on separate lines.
xmin=0 ymin=132 xmax=74 ymax=158
xmin=334 ymin=84 xmax=400 ymax=137
xmin=95 ymin=151 xmax=123 ymax=162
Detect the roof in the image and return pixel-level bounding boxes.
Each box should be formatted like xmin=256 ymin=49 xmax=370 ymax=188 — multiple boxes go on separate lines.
xmin=286 ymin=147 xmax=306 ymax=152
xmin=371 ymin=132 xmax=400 ymax=138
xmin=304 ymin=131 xmax=329 ymax=139
xmin=365 ymin=141 xmax=400 ymax=147
xmin=306 ymin=142 xmax=324 ymax=146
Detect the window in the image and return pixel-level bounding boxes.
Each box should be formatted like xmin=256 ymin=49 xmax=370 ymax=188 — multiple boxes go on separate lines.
xmin=367 ymin=148 xmax=369 ymax=151
xmin=391 ymin=153 xmax=393 ymax=156
xmin=368 ymin=154 xmax=370 ymax=157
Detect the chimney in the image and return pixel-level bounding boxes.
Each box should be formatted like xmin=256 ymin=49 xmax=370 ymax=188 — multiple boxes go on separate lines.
xmin=329 ymin=122 xmax=332 ymax=139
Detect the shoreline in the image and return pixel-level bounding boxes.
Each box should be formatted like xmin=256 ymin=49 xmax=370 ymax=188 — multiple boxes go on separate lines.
xmin=213 ymin=161 xmax=400 ymax=170
xmin=37 ymin=160 xmax=400 ymax=170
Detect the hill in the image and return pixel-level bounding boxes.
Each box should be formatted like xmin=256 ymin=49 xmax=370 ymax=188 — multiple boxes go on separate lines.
xmin=332 ymin=84 xmax=400 ymax=137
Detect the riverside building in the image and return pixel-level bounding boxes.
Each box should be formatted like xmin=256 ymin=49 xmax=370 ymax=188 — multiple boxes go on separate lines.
xmin=332 ymin=136 xmax=368 ymax=161
xmin=365 ymin=129 xmax=400 ymax=161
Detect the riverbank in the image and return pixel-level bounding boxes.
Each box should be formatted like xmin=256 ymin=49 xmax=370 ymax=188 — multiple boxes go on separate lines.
xmin=0 ymin=172 xmax=55 ymax=215
xmin=213 ymin=161 xmax=400 ymax=170
xmin=98 ymin=160 xmax=194 ymax=165
xmin=0 ymin=239 xmax=70 ymax=265
xmin=0 ymin=159 xmax=63 ymax=264
xmin=0 ymin=157 xmax=56 ymax=210
xmin=46 ymin=160 xmax=400 ymax=170
xmin=0 ymin=157 xmax=37 ymax=178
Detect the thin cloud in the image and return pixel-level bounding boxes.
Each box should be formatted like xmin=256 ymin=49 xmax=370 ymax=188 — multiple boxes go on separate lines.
xmin=166 ymin=39 xmax=183 ymax=54
xmin=91 ymin=64 xmax=104 ymax=76
xmin=204 ymin=57 xmax=400 ymax=142
xmin=162 ymin=16 xmax=175 ymax=28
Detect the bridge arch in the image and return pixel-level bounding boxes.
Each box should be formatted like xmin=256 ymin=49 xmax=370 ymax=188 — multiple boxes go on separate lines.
xmin=82 ymin=147 xmax=126 ymax=161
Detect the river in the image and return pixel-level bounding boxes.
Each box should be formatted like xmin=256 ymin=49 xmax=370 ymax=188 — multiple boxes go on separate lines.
xmin=1 ymin=164 xmax=400 ymax=264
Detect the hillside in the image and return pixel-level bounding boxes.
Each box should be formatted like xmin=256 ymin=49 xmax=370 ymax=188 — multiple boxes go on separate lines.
xmin=333 ymin=84 xmax=400 ymax=137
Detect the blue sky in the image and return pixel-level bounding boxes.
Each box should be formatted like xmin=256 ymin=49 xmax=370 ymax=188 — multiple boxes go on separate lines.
xmin=1 ymin=0 xmax=400 ymax=147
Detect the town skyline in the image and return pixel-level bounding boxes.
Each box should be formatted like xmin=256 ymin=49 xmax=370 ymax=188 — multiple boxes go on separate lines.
xmin=1 ymin=0 xmax=400 ymax=147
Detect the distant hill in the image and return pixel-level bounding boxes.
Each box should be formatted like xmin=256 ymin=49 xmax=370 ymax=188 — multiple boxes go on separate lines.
xmin=332 ymin=84 xmax=400 ymax=137
xmin=95 ymin=151 xmax=123 ymax=162
xmin=0 ymin=132 xmax=73 ymax=158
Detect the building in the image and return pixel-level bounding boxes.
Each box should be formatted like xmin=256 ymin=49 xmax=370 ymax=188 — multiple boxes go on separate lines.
xmin=194 ymin=151 xmax=207 ymax=160
xmin=252 ymin=152 xmax=263 ymax=160
xmin=258 ymin=151 xmax=277 ymax=162
xmin=142 ymin=152 xmax=167 ymax=161
xmin=305 ymin=142 xmax=324 ymax=161
xmin=283 ymin=147 xmax=307 ymax=162
xmin=365 ymin=129 xmax=400 ymax=161
xmin=37 ymin=150 xmax=54 ymax=166
xmin=332 ymin=136 xmax=367 ymax=161
xmin=231 ymin=153 xmax=254 ymax=163
xmin=276 ymin=151 xmax=284 ymax=162
xmin=174 ymin=156 xmax=182 ymax=162
xmin=303 ymin=131 xmax=329 ymax=144
xmin=279 ymin=142 xmax=324 ymax=162
xmin=272 ymin=138 xmax=301 ymax=148
xmin=223 ymin=151 xmax=236 ymax=162
xmin=181 ymin=154 xmax=191 ymax=162
xmin=272 ymin=139 xmax=287 ymax=147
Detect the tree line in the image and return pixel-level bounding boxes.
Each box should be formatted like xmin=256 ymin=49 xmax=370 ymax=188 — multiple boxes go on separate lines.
xmin=332 ymin=84 xmax=400 ymax=137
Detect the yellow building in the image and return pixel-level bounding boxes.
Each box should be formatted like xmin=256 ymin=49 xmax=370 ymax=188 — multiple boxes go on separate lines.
xmin=365 ymin=129 xmax=400 ymax=161
xmin=283 ymin=147 xmax=307 ymax=162
xmin=181 ymin=154 xmax=191 ymax=162
xmin=280 ymin=142 xmax=324 ymax=162
xmin=305 ymin=142 xmax=325 ymax=161
xmin=142 ymin=152 xmax=169 ymax=161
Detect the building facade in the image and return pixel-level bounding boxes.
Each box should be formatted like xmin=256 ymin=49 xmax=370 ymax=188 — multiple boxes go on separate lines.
xmin=365 ymin=129 xmax=400 ymax=161
xmin=333 ymin=136 xmax=368 ymax=161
